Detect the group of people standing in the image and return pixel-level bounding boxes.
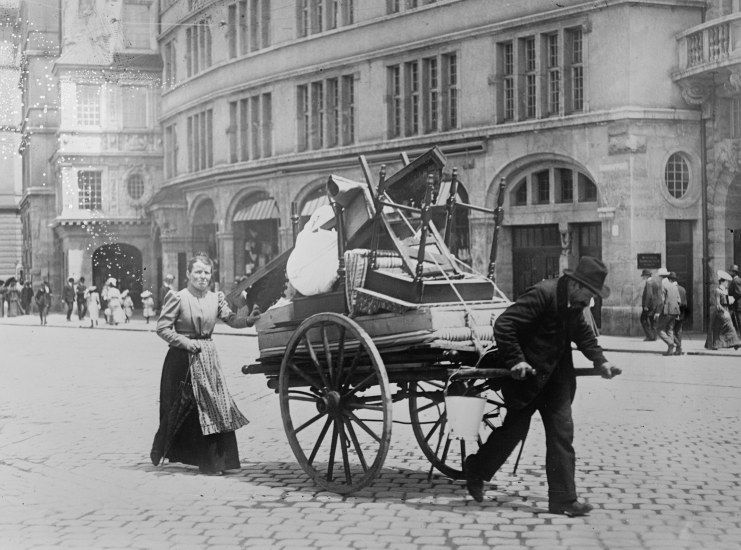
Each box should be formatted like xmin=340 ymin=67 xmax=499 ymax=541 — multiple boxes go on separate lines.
xmin=640 ymin=265 xmax=741 ymax=352
xmin=0 ymin=278 xmax=33 ymax=318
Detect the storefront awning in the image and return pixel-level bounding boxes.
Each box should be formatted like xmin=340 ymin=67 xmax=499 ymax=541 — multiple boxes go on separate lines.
xmin=233 ymin=199 xmax=279 ymax=222
xmin=300 ymin=194 xmax=330 ymax=217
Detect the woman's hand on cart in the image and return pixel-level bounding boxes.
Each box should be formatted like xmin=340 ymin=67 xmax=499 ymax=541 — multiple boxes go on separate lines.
xmin=246 ymin=304 xmax=261 ymax=326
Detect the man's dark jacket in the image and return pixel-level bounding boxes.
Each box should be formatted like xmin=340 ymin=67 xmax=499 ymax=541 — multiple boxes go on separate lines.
xmin=62 ymin=283 xmax=75 ymax=303
xmin=493 ymin=277 xmax=607 ymax=410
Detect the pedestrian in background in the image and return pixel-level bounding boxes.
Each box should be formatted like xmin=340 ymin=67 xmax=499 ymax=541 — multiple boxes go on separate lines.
xmin=35 ymin=281 xmax=52 ymax=326
xmin=5 ymin=278 xmax=23 ymax=317
xmin=21 ymin=281 xmax=33 ymax=315
xmin=86 ymin=285 xmax=100 ymax=328
xmin=150 ymin=253 xmax=261 ymax=475
xmin=76 ymin=277 xmax=87 ymax=321
xmin=62 ymin=278 xmax=75 ymax=321
xmin=705 ymin=270 xmax=741 ymax=350
xmin=463 ymin=256 xmax=621 ymax=516
xmin=728 ymin=264 xmax=741 ymax=337
xmin=639 ymin=269 xmax=657 ymax=341
xmin=657 ymin=268 xmax=681 ymax=356
xmin=106 ymin=279 xmax=125 ymax=325
xmin=0 ymin=279 xmax=5 ymax=317
xmin=141 ymin=290 xmax=155 ymax=324
xmin=671 ymin=273 xmax=688 ymax=356
xmin=122 ymin=290 xmax=134 ymax=323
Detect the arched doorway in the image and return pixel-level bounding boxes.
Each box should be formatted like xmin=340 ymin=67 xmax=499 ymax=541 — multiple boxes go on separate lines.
xmin=192 ymin=199 xmax=219 ymax=284
xmin=92 ymin=243 xmax=143 ymax=305
xmin=231 ymin=192 xmax=280 ymax=277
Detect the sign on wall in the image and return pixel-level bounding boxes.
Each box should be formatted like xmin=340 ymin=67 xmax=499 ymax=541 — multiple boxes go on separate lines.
xmin=637 ymin=253 xmax=662 ymax=270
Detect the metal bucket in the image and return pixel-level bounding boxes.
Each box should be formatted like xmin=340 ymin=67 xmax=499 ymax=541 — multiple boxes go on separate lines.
xmin=445 ymin=395 xmax=485 ymax=442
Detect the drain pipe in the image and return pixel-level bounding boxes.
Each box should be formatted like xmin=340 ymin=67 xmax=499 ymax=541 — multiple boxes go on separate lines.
xmin=700 ymin=104 xmax=709 ymax=333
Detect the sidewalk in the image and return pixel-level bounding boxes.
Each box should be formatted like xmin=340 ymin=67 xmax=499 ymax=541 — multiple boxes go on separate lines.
xmin=2 ymin=312 xmax=739 ymax=357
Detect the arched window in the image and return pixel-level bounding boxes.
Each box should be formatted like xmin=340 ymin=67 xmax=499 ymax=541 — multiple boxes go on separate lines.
xmin=513 ymin=178 xmax=527 ymax=206
xmin=126 ymin=173 xmax=145 ymax=200
xmin=665 ymin=153 xmax=690 ymax=199
xmin=510 ymin=166 xmax=597 ymax=206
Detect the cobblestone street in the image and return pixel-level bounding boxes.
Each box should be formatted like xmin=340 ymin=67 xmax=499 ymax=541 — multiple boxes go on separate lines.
xmin=1 ymin=321 xmax=740 ymax=549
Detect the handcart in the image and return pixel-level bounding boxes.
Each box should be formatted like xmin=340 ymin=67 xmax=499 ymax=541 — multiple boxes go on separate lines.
xmin=239 ymin=148 xmax=601 ymax=494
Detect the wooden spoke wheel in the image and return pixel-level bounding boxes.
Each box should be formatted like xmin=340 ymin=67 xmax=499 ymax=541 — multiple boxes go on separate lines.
xmin=279 ymin=312 xmax=393 ymax=494
xmin=408 ymin=379 xmax=505 ymax=480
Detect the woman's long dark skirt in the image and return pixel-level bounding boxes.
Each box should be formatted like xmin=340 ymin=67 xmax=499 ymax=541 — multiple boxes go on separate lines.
xmin=150 ymin=347 xmax=240 ymax=473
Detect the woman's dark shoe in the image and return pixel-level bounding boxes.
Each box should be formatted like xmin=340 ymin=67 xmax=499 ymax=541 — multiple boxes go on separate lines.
xmin=150 ymin=448 xmax=162 ymax=466
xmin=548 ymin=500 xmax=594 ymax=517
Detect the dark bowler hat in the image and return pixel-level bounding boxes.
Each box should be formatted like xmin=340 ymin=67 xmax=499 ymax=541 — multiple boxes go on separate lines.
xmin=730 ymin=264 xmax=740 ymax=274
xmin=564 ymin=256 xmax=611 ymax=299
xmin=641 ymin=269 xmax=652 ymax=277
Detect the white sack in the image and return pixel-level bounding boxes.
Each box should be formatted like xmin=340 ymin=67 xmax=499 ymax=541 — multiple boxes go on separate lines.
xmin=286 ymin=205 xmax=339 ymax=296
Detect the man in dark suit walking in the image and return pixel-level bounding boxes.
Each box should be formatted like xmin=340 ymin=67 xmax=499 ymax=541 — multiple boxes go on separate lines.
xmin=463 ymin=256 xmax=621 ymax=516
xmin=728 ymin=265 xmax=741 ymax=337
xmin=640 ymin=268 xmax=657 ymax=340
xmin=62 ymin=278 xmax=76 ymax=321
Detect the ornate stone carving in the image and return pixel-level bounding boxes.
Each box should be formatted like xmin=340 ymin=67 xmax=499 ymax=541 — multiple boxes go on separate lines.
xmin=715 ymin=138 xmax=738 ymax=177
xmin=678 ymin=79 xmax=713 ymax=105
xmin=559 ymin=230 xmax=572 ymax=253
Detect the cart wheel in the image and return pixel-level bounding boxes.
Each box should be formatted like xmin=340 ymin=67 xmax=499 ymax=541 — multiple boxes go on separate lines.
xmin=279 ymin=312 xmax=392 ymax=494
xmin=408 ymin=380 xmax=505 ymax=479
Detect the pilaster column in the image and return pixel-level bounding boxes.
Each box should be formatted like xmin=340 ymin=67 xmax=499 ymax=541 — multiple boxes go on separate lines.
xmin=559 ymin=223 xmax=572 ymax=274
xmin=218 ymin=231 xmax=235 ymax=286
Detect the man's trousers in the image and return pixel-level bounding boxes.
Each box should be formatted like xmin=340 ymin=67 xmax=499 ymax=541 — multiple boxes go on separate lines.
xmin=640 ymin=309 xmax=656 ymax=340
xmin=65 ymin=300 xmax=74 ymax=321
xmin=466 ymin=365 xmax=577 ymax=506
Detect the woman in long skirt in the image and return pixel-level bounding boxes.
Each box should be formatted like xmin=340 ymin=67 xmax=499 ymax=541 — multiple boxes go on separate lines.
xmin=705 ymin=270 xmax=741 ymax=350
xmin=150 ymin=253 xmax=261 ymax=475
xmin=86 ymin=286 xmax=100 ymax=327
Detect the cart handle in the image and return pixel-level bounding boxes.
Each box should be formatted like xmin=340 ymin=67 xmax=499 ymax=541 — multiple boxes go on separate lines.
xmin=449 ymin=367 xmax=603 ymax=381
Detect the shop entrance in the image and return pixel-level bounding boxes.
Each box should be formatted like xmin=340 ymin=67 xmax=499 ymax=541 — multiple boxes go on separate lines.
xmin=232 ymin=193 xmax=280 ymax=279
xmin=511 ymin=224 xmax=561 ymax=299
xmin=92 ymin=243 xmax=143 ymax=306
xmin=666 ymin=220 xmax=694 ymax=330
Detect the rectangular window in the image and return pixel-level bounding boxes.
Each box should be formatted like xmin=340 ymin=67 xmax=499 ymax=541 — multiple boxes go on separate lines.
xmin=387 ymin=0 xmax=400 ymax=13
xmin=77 ymin=84 xmax=101 ymax=126
xmin=122 ymin=86 xmax=148 ymax=128
xmin=328 ymin=0 xmax=339 ymax=29
xmin=239 ymin=0 xmax=249 ymax=54
xmin=443 ymin=53 xmax=458 ymax=129
xmin=424 ymin=57 xmax=438 ymax=132
xmin=187 ymin=109 xmax=213 ymax=172
xmin=251 ymin=95 xmax=261 ymax=158
xmin=122 ymin=2 xmax=150 ymax=49
xmin=229 ymin=101 xmax=239 ymax=162
xmin=535 ymin=170 xmax=550 ymax=204
xmin=186 ymin=20 xmax=212 ymax=76
xmin=250 ymin=0 xmax=260 ymax=51
xmin=557 ymin=168 xmax=573 ymax=203
xmin=297 ymin=85 xmax=309 ymax=151
xmin=501 ymin=41 xmax=514 ymax=121
xmin=569 ymin=28 xmax=584 ymax=112
xmin=240 ymin=98 xmax=250 ymax=160
xmin=341 ymin=74 xmax=354 ymax=144
xmin=342 ymin=0 xmax=353 ymax=24
xmin=405 ymin=61 xmax=419 ymax=135
xmin=327 ymin=77 xmax=339 ymax=146
xmin=311 ymin=81 xmax=324 ymax=149
xmin=524 ymin=37 xmax=536 ymax=119
xmin=298 ymin=0 xmax=309 ymax=37
xmin=389 ymin=65 xmax=402 ymax=138
xmin=261 ymin=0 xmax=271 ymax=47
xmin=163 ymin=41 xmax=177 ymax=87
xmin=228 ymin=3 xmax=238 ymax=58
xmin=262 ymin=93 xmax=272 ymax=157
xmin=313 ymin=0 xmax=323 ymax=33
xmin=546 ymin=33 xmax=560 ymax=115
xmin=78 ymin=171 xmax=102 ymax=210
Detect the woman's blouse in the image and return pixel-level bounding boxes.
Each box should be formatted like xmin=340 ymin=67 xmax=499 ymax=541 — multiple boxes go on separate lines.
xmin=711 ymin=286 xmax=730 ymax=311
xmin=156 ymin=288 xmax=252 ymax=349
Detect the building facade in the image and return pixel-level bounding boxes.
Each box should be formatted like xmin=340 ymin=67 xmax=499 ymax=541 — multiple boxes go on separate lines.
xmin=18 ymin=0 xmax=162 ymax=303
xmin=0 ymin=3 xmax=22 ymax=281
xmin=153 ymin=0 xmax=711 ymax=334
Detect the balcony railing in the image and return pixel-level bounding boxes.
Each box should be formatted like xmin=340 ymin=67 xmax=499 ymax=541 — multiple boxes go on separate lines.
xmin=677 ymin=15 xmax=741 ymax=74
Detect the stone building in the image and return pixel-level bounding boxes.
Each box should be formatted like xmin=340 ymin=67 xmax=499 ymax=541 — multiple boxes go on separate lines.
xmin=0 ymin=3 xmax=22 ymax=281
xmin=18 ymin=0 xmax=162 ymax=303
xmin=153 ymin=0 xmax=716 ymax=334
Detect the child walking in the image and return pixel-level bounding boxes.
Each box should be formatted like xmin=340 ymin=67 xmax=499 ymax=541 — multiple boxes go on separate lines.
xmin=141 ymin=290 xmax=155 ymax=324
xmin=122 ymin=290 xmax=134 ymax=323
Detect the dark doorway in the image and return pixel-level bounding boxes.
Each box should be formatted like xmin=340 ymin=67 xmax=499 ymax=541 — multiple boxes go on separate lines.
xmin=192 ymin=200 xmax=219 ymax=285
xmin=574 ymin=222 xmax=603 ymax=327
xmin=512 ymin=224 xmax=561 ymax=298
xmin=92 ymin=243 xmax=143 ymax=306
xmin=666 ymin=220 xmax=694 ymax=330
